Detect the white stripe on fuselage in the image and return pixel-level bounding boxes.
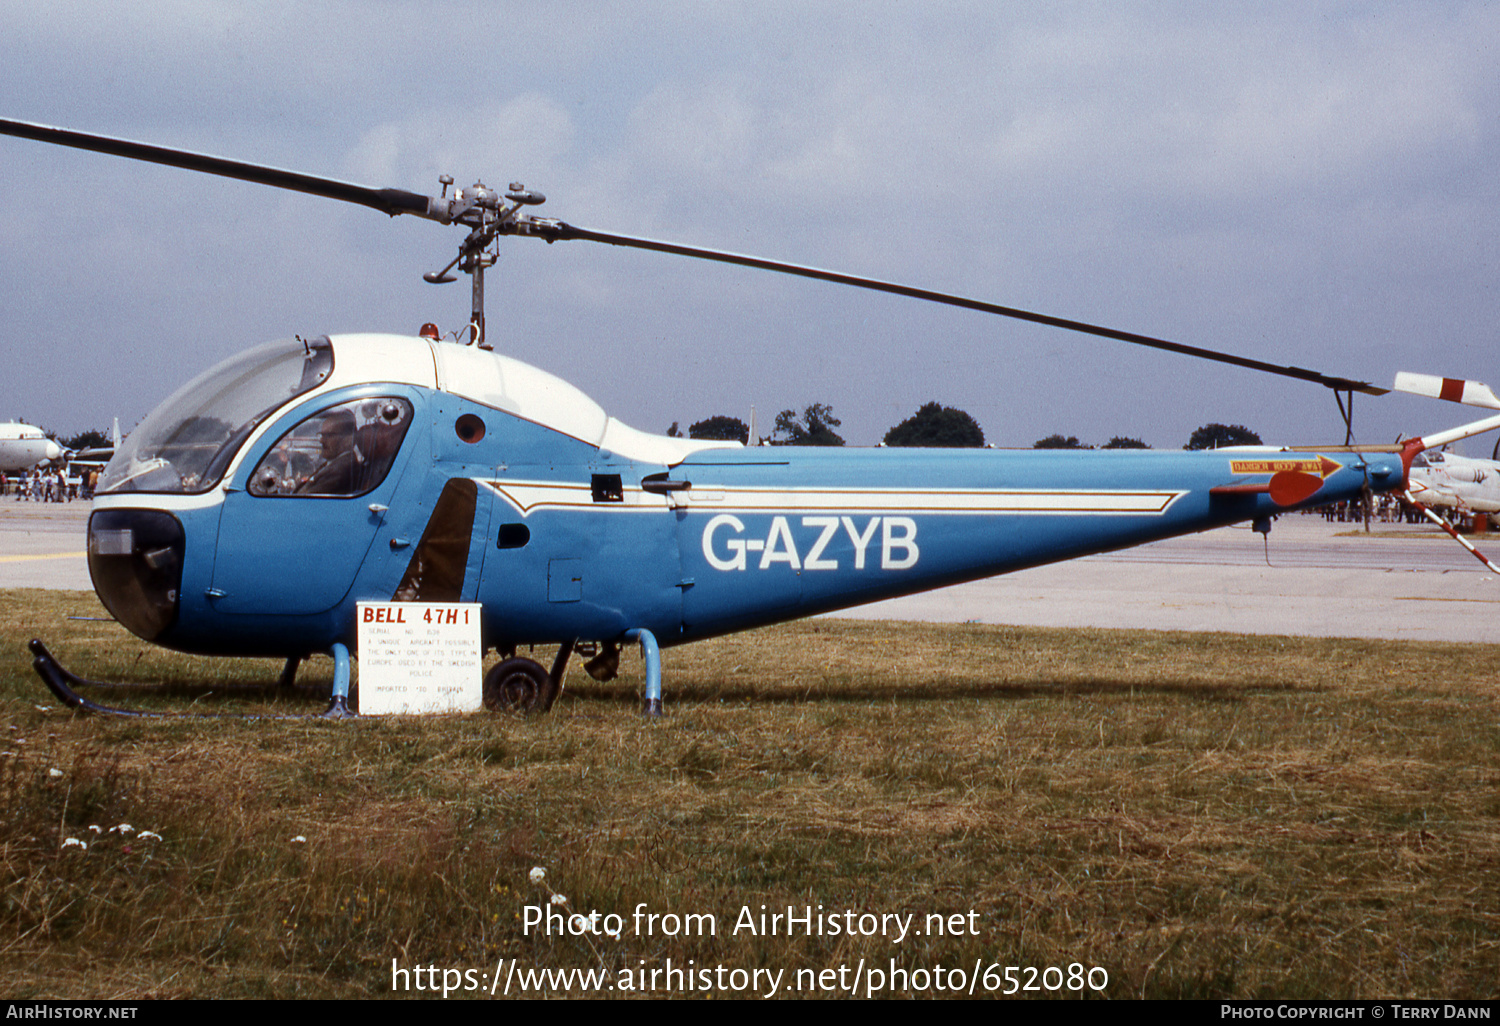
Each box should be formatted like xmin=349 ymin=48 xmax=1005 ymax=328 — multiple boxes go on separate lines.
xmin=478 ymin=479 xmax=1186 ymax=516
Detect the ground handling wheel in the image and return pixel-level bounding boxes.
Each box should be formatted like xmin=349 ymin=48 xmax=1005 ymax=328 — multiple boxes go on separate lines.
xmin=483 ymin=656 xmax=558 ymax=714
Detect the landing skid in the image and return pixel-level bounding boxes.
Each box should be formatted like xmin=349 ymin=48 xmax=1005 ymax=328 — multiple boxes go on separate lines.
xmin=29 ymin=633 xmax=662 ymax=718
xmin=28 ymin=639 xmax=350 ymax=719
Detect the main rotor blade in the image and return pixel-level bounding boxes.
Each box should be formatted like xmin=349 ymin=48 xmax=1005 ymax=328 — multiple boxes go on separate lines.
xmin=0 ymin=118 xmax=430 ymax=218
xmin=0 ymin=116 xmax=1391 ymax=396
xmin=545 ymin=222 xmax=1387 ymax=396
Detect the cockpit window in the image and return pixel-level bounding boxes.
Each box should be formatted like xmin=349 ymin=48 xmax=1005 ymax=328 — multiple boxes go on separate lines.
xmin=98 ymin=337 xmax=334 ymax=495
xmin=248 ymin=397 xmax=412 ymax=498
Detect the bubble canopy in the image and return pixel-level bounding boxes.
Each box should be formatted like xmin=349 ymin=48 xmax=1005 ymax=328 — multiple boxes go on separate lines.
xmin=99 ymin=337 xmax=334 ymax=495
xmin=98 ymin=333 xmax=738 ymax=496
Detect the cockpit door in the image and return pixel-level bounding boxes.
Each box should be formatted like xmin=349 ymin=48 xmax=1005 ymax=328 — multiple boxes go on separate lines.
xmin=208 ymin=396 xmax=417 ymax=615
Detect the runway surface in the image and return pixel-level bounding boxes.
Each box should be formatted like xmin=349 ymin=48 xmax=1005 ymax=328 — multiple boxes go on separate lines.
xmin=0 ymin=500 xmax=90 ymax=590
xmin=2 ymin=500 xmax=1496 ymax=643
xmin=826 ymin=514 xmax=1500 ymax=643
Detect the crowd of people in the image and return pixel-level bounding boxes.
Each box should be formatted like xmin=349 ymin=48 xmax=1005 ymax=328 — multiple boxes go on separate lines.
xmin=0 ymin=466 xmax=98 ymax=501
xmin=1315 ymin=496 xmax=1410 ymax=523
xmin=1310 ymin=494 xmax=1489 ymax=527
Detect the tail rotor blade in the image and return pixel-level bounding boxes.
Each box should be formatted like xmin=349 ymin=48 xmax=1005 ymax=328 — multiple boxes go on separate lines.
xmin=1394 ymin=372 xmax=1500 ymax=409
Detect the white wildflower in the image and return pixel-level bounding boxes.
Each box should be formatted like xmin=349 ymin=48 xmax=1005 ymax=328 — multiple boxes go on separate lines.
xmin=110 ymin=823 xmax=134 ymax=835
xmin=549 ymin=892 xmax=567 ymax=906
xmin=48 ymin=768 xmax=63 ymax=779
xmin=529 ymin=866 xmax=546 ymax=885
xmin=605 ymin=925 xmax=621 ymax=940
xmin=60 ymin=837 xmax=86 ymax=850
xmin=569 ymin=913 xmax=589 ymax=932
xmin=290 ymin=835 xmax=306 ymax=844
xmin=138 ymin=831 xmax=162 ymax=841
xmin=87 ymin=825 xmax=101 ymax=834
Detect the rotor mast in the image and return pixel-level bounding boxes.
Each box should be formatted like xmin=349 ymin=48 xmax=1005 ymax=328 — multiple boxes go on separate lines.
xmin=467 ymin=237 xmax=488 ymax=350
xmin=421 ymin=175 xmax=546 ymax=350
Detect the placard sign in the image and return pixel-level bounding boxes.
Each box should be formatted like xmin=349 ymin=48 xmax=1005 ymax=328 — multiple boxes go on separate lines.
xmin=357 ymin=601 xmax=482 ymax=714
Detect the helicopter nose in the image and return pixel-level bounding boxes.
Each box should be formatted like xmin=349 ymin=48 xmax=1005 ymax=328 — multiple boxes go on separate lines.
xmin=87 ymin=509 xmax=184 ymax=642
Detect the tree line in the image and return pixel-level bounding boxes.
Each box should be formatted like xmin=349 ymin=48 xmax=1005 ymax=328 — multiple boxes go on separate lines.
xmin=670 ymin=404 xmax=1262 ymax=451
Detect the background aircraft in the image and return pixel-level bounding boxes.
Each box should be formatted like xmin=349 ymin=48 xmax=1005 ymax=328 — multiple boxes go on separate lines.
xmin=1407 ymin=449 xmax=1500 ymax=524
xmin=0 ymin=421 xmax=62 ymax=473
xmin=63 ymin=417 xmax=122 ymax=477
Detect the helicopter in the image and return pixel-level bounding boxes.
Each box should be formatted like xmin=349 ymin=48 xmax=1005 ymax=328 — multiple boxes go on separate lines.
xmin=4 ymin=116 xmax=1496 ymax=719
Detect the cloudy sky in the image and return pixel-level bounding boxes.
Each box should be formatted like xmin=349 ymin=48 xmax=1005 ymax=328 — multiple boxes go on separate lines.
xmin=3 ymin=2 xmax=1498 ymax=450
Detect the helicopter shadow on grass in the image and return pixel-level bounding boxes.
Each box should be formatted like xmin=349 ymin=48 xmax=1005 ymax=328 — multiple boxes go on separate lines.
xmin=36 ymin=670 xmax=1316 ymax=717
xmin=22 ymin=635 xmax=1321 ymax=716
xmin=562 ymin=674 xmax=1320 ymax=708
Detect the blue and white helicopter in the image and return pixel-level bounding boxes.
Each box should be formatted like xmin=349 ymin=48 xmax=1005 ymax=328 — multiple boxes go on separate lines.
xmin=5 ymin=118 xmax=1495 ymax=718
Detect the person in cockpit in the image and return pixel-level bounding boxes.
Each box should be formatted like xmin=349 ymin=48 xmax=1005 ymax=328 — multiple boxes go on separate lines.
xmin=296 ymin=408 xmax=361 ymax=495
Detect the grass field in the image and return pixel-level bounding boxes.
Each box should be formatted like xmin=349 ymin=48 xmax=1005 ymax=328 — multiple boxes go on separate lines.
xmin=1 ymin=588 xmax=1496 ymax=999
